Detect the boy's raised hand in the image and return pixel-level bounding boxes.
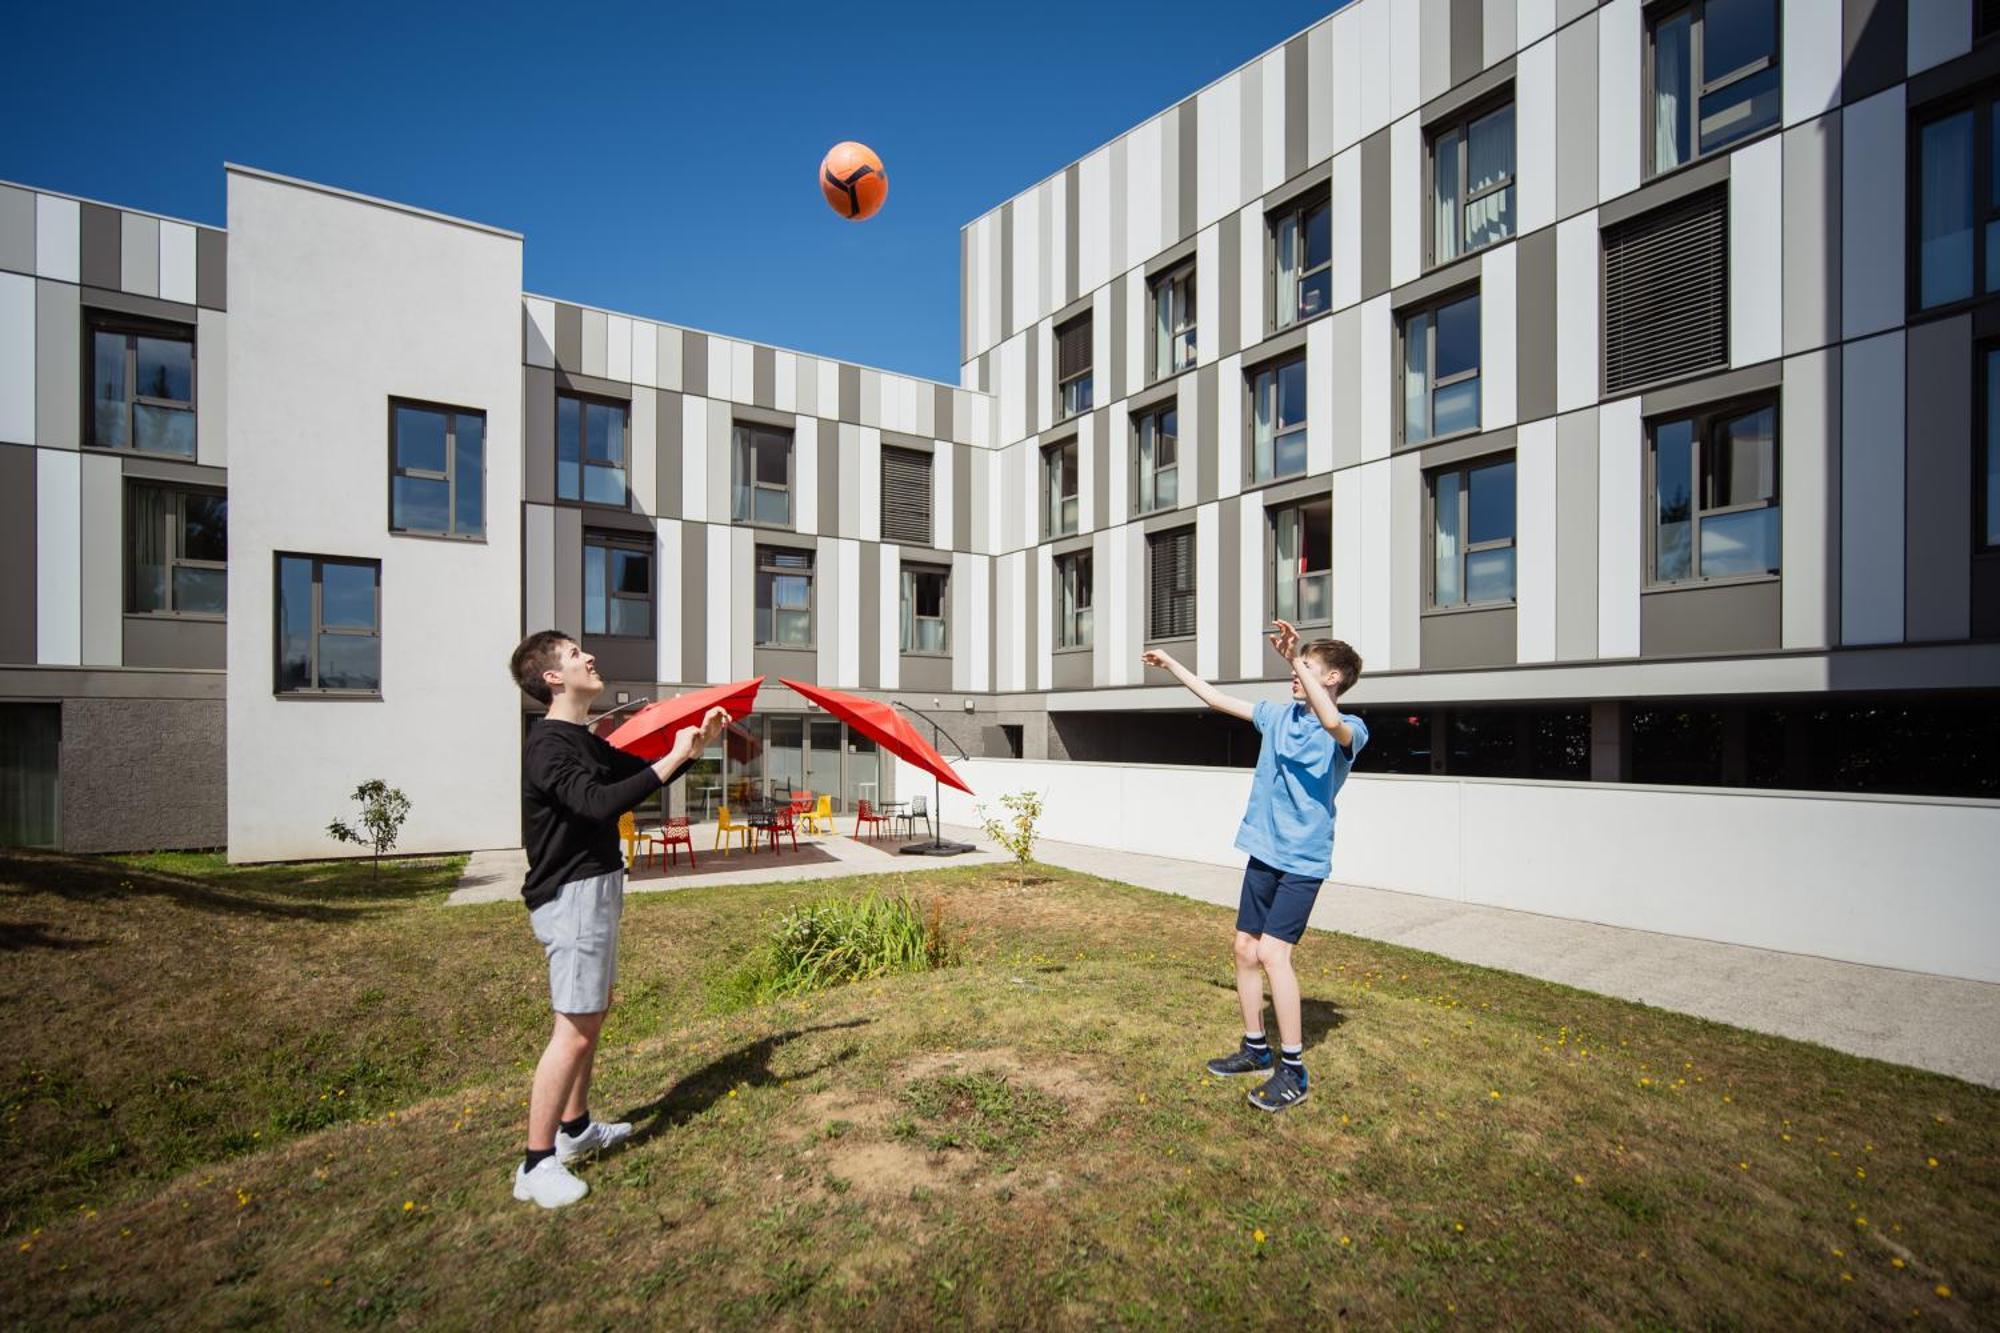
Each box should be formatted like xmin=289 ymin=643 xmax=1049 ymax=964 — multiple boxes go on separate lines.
xmin=1268 ymin=619 xmax=1301 ymax=663
xmin=1140 ymin=648 xmax=1174 ymax=670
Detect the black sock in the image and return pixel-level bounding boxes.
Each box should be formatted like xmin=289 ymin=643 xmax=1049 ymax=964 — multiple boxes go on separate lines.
xmin=1243 ymin=1032 xmax=1269 ymax=1054
xmin=1281 ymin=1045 xmax=1305 ymax=1076
xmin=559 ymin=1111 xmax=591 ymax=1137
xmin=523 ymin=1146 xmax=555 ymax=1172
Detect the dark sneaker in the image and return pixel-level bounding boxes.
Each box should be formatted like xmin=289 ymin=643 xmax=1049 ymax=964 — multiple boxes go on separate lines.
xmin=1247 ymin=1064 xmax=1309 ymax=1112
xmin=1206 ymin=1046 xmax=1275 ymax=1078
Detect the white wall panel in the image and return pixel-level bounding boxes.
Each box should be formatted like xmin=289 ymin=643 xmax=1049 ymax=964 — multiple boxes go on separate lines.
xmin=1107 ymin=398 xmax=1131 ymax=520
xmin=1731 ymin=136 xmax=1785 ymax=369
xmin=1012 ymin=187 xmax=1040 ymax=339
xmin=1359 ymin=296 xmax=1392 ymax=462
xmin=968 ymin=554 xmax=992 ymax=691
xmin=878 ymin=543 xmax=900 ymax=690
xmin=931 ymin=436 xmax=954 ymax=550
xmin=1238 ymin=492 xmax=1264 ymax=678
xmin=1197 ymin=502 xmax=1221 ymax=679
xmin=1307 ymin=316 xmax=1334 ymax=474
xmin=1908 ymin=0 xmax=1972 ymax=75
xmin=816 ymin=358 xmax=840 ymax=418
xmin=1046 ymin=172 xmax=1070 ymax=312
xmin=34 ymin=195 xmax=77 ymax=283
xmin=1176 ymin=370 xmax=1203 ymax=511
xmin=1195 ymin=225 xmax=1221 ymax=364
xmin=1390 ymin=113 xmax=1422 ymax=288
xmin=1000 ymin=550 xmax=1025 ymax=691
xmin=1783 ymin=0 xmax=1842 ymax=124
xmin=794 ymin=416 xmax=818 ymax=534
xmin=196 ymin=308 xmax=226 ymax=467
xmin=158 ymin=221 xmax=197 ymax=305
xmin=1076 ymin=411 xmax=1098 ymax=534
xmin=680 ymin=395 xmax=708 ymax=522
xmin=35 ymin=445 xmax=79 ymax=665
xmin=1034 ymin=319 xmax=1054 ymax=437
xmin=524 ymin=504 xmax=555 ymax=631
xmin=0 ymin=272 xmax=33 ymax=445
xmin=1555 ymin=211 xmax=1600 ymax=412
xmin=1390 ymin=0 xmax=1422 ymax=121
xmin=1197 ymin=73 xmax=1242 ymax=231
xmin=1334 ymin=471 xmax=1365 ymax=665
xmin=837 ymin=537 xmax=861 ymax=687
xmin=1238 ymin=200 xmax=1266 ymax=356
xmin=1124 ymin=274 xmax=1146 ymax=403
xmin=1842 ymin=87 xmax=1905 ymax=340
xmin=629 ymin=386 xmax=655 ymax=517
xmin=703 ymin=336 xmax=730 ymax=400
xmin=952 ymin=550 xmax=975 ymax=690
xmin=1359 ymin=459 xmax=1393 ymax=666
xmin=1356 ymin=0 xmax=1392 ymax=142
xmin=1081 ymin=144 xmax=1114 ymax=296
xmin=656 ymin=518 xmax=681 ymax=683
xmin=1597 ymin=0 xmax=1642 ymax=202
xmin=1517 ymin=0 xmax=1556 ymax=47
xmin=523 ymin=297 xmax=556 ymax=369
xmin=1517 ymin=36 xmax=1558 ymax=236
xmin=1215 ymin=353 xmax=1243 ymax=500
xmin=606 ymin=315 xmax=632 ymax=382
xmin=1481 ymin=243 xmax=1517 ymax=430
xmin=1781 ymin=347 xmax=1837 ymax=650
xmin=1332 ymin=146 xmax=1362 ymax=313
xmin=1484 ymin=0 xmax=1519 ymax=67
xmin=816 ymin=536 xmax=841 ymax=687
xmin=996 ymin=332 xmax=1027 ymax=446
xmin=1036 ymin=545 xmax=1055 ymax=689
xmin=771 ymin=348 xmax=794 ymax=411
xmin=1329 ymin=4 xmax=1363 ymax=155
xmin=731 ymin=341 xmax=753 ymax=405
xmin=632 ymin=321 xmax=657 ymax=389
xmin=1516 ymin=418 xmax=1558 ymax=662
xmin=707 ymin=399 xmax=731 ymax=522
xmin=714 ymin=526 xmax=742 ymax=681
xmin=1596 ymin=396 xmax=1642 ymax=657
xmin=1841 ymin=332 xmax=1905 ymax=644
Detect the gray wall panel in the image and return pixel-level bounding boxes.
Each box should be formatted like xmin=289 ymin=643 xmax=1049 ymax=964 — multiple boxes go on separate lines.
xmin=1065 ymin=163 xmax=1081 ymax=307
xmin=1842 ymin=0 xmax=1907 ymax=104
xmin=1904 ymin=317 xmax=1972 ymax=641
xmin=1451 ymin=0 xmax=1486 ymax=87
xmin=0 ymin=185 xmax=33 ymax=275
xmin=1052 ymin=648 xmax=1092 ymax=689
xmin=1361 ymin=128 xmax=1392 ymax=301
xmin=1109 ymin=274 xmax=1127 ymax=403
xmin=657 ymin=388 xmax=682 ymax=516
xmin=934 ymin=385 xmax=954 ymax=441
xmin=1423 ymin=0 xmax=1455 ymax=102
xmin=900 ymin=653 xmax=952 ymax=692
xmin=35 ymin=279 xmax=78 ymax=450
xmin=1784 ymin=115 xmax=1843 ymax=355
xmin=554 ymin=304 xmax=581 ymax=373
xmin=1640 ymin=581 xmax=1782 ymax=656
xmin=1093 ymin=407 xmax=1110 ymax=531
xmin=1026 ymin=326 xmax=1040 ymax=432
xmin=1555 ymin=12 xmax=1599 ymax=221
xmin=1000 ymin=200 xmax=1015 ymax=338
xmin=1198 ymin=363 xmax=1218 ymax=503
xmin=1218 ymin=498 xmax=1241 ymax=677
xmin=680 ymin=523 xmax=706 ymax=682
xmin=1554 ymin=408 xmax=1599 ymax=659
xmin=1178 ymin=98 xmax=1199 ymax=244
xmin=954 ymin=443 xmax=972 ymax=548
xmin=80 ymin=204 xmax=121 ymax=290
xmin=79 ymin=454 xmax=119 ymax=665
xmin=1285 ymin=35 xmax=1309 ymax=182
xmin=753 ymin=346 xmax=776 ymax=408
xmin=820 ymin=429 xmax=840 ymax=537
xmin=839 ymin=363 xmax=860 ymax=423
xmin=681 ymin=331 xmax=706 ymax=396
xmin=0 ymin=445 xmax=33 ymax=663
xmin=195 ymin=228 xmax=226 ymax=310
xmin=553 ymin=506 xmax=583 ymax=638
xmin=1516 ymin=227 xmax=1558 ymax=422
xmin=524 ymin=367 xmax=554 ymax=505
xmin=120 ymin=213 xmax=158 ymax=297
xmin=1421 ymin=607 xmax=1519 ymax=668
xmin=1218 ymin=212 xmax=1241 ymax=355
xmin=860 ymin=542 xmax=880 ymax=686
xmin=123 ymin=615 xmax=224 ymax=671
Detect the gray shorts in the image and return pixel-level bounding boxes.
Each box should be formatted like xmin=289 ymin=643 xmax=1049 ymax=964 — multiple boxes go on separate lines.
xmin=528 ymin=870 xmax=625 ymax=1014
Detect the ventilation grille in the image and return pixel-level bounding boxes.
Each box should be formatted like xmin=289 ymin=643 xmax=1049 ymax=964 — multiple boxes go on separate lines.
xmin=1148 ymin=528 xmax=1196 ymax=640
xmin=1604 ymin=187 xmax=1728 ymax=396
xmin=880 ymin=447 xmax=933 ymax=547
xmin=1056 ymin=315 xmax=1093 ymax=380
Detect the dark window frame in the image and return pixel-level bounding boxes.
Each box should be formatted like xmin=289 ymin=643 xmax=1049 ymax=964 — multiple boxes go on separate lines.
xmin=731 ymin=420 xmax=795 ymax=529
xmin=1247 ymin=353 xmax=1310 ymax=485
xmin=1425 ymin=90 xmax=1517 ymax=270
xmin=1043 ymin=437 xmax=1080 ymax=539
xmin=899 ymin=563 xmax=951 ymax=655
xmin=1643 ymin=0 xmax=1784 ymax=182
xmin=1270 ymin=497 xmax=1333 ymax=629
xmin=1055 ymin=313 xmax=1094 ymax=419
xmin=85 ymin=313 xmax=197 ymax=458
xmin=1908 ymin=90 xmax=2000 ymax=318
xmin=1982 ymin=343 xmax=2000 ymax=553
xmin=1398 ymin=286 xmax=1483 ymax=448
xmin=583 ymin=530 xmax=655 ymax=640
xmin=1424 ymin=454 xmax=1518 ymax=612
xmin=125 ymin=480 xmax=227 ymax=619
xmin=1133 ymin=402 xmax=1181 ymax=515
xmin=1645 ymin=395 xmax=1783 ymax=588
xmin=273 ymin=553 xmax=382 ymax=698
xmin=555 ymin=390 xmax=631 ymax=508
xmin=1268 ymin=189 xmax=1333 ymax=333
xmin=1150 ymin=262 xmax=1197 ymax=381
xmin=388 ymin=398 xmax=486 ymax=541
xmin=754 ymin=544 xmax=816 ymax=649
xmin=1055 ymin=549 xmax=1094 ymax=650
xmin=1146 ymin=526 xmax=1198 ymax=641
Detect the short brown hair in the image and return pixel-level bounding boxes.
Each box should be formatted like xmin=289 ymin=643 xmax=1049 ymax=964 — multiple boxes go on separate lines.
xmin=1300 ymin=638 xmax=1363 ymax=691
xmin=510 ymin=630 xmax=574 ymax=706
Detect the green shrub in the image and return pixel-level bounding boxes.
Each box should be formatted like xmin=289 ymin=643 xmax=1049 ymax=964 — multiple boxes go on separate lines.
xmin=746 ymin=892 xmax=960 ymax=1000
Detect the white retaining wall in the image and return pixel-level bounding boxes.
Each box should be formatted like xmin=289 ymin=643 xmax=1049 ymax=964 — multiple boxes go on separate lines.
xmin=899 ymin=757 xmax=2000 ymax=984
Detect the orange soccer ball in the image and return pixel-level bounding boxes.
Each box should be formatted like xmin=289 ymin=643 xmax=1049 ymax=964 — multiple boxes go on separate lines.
xmin=820 ymin=141 xmax=888 ymax=221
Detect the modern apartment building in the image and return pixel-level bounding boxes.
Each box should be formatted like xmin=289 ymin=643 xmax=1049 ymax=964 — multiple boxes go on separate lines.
xmin=2 ymin=1 xmax=1995 ymax=977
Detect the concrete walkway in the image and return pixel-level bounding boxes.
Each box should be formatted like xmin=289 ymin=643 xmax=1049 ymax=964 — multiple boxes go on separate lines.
xmin=451 ymin=823 xmax=2000 ymax=1089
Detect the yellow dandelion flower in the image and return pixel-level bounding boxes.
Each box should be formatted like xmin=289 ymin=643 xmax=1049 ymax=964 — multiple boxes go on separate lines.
xmin=1253 ymin=1228 xmax=1265 ymax=1244
xmin=1936 ymin=1285 xmax=1951 ymax=1299
xmin=402 ymin=1200 xmax=414 ymax=1212
xmin=1856 ymin=1168 xmax=1866 ymax=1179
xmin=1854 ymin=1216 xmax=1868 ymax=1228
xmin=1454 ymin=1222 xmax=1465 ymax=1232
xmin=1927 ymin=1157 xmax=1939 ymax=1168
xmin=1891 ymin=1258 xmax=1905 ymax=1270
xmin=1573 ymin=1174 xmax=1585 ymax=1185
xmin=1841 ymin=1272 xmax=1853 ymax=1283
xmin=1738 ymin=1161 xmax=1749 ymax=1170
xmin=1832 ymin=1248 xmax=1844 ymax=1257
xmin=728 ymin=1089 xmax=737 ymax=1098
xmin=1339 ymin=1235 xmax=1352 ymax=1246
xmin=1490 ymin=1090 xmax=1501 ymax=1100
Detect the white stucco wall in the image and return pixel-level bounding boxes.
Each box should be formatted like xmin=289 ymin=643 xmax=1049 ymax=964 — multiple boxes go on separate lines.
xmin=225 ymin=168 xmax=524 ymax=861
xmin=903 ymin=757 xmax=2000 ymax=984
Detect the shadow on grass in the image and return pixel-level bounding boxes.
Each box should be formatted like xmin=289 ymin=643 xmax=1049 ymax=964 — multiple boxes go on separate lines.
xmin=621 ymin=1018 xmax=873 ymax=1147
xmin=0 ymin=920 xmax=98 ymax=952
xmin=1205 ymin=979 xmax=1347 ymax=1049
xmin=0 ymin=850 xmax=443 ymax=924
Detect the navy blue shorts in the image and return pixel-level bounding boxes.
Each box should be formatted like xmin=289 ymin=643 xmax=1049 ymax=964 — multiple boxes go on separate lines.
xmin=1235 ymin=856 xmax=1324 ymax=944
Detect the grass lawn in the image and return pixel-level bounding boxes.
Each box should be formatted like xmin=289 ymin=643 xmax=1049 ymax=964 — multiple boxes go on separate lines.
xmin=1 ymin=848 xmax=1995 ymax=1328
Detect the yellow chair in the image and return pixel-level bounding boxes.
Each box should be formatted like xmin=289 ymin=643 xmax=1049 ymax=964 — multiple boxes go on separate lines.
xmin=617 ymin=811 xmax=645 ymax=869
xmin=801 ymin=794 xmax=835 ymax=834
xmin=713 ymin=805 xmax=754 ymax=854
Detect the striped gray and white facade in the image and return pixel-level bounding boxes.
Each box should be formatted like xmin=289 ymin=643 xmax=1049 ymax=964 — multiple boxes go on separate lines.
xmin=2 ymin=0 xmax=1997 ymax=895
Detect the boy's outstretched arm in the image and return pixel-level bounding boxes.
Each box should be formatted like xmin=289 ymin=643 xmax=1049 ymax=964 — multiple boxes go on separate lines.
xmin=1140 ymin=648 xmax=1255 ymax=722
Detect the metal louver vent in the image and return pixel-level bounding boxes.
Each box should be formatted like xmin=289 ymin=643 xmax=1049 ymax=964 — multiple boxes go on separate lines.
xmin=1604 ymin=187 xmax=1728 ymax=396
xmin=1056 ymin=315 xmax=1093 ymax=380
xmin=1147 ymin=527 xmax=1196 ymax=640
xmin=880 ymin=447 xmax=933 ymax=546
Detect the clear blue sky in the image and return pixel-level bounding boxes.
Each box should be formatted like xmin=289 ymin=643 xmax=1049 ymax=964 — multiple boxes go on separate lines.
xmin=2 ymin=1 xmax=1346 ymax=384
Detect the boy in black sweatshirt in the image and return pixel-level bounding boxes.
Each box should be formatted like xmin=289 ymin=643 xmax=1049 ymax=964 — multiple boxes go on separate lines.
xmin=507 ymin=630 xmax=728 ymax=1209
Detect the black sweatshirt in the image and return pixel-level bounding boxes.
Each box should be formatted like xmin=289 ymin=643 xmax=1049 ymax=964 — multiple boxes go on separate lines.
xmin=520 ymin=718 xmax=686 ymax=909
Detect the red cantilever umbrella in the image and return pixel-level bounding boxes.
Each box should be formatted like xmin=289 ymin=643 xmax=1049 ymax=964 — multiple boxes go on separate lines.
xmin=600 ymin=677 xmax=764 ymax=762
xmin=778 ymin=679 xmax=974 ymax=795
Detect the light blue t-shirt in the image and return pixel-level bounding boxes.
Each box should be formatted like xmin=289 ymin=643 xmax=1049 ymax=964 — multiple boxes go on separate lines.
xmin=1233 ymin=700 xmax=1369 ymax=881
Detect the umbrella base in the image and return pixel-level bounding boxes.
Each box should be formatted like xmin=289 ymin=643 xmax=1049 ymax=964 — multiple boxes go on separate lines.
xmin=898 ymin=839 xmax=980 ymax=857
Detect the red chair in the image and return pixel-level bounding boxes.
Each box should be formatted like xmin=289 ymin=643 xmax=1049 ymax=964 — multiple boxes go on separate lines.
xmin=651 ymin=815 xmax=696 ymax=869
xmin=764 ymin=806 xmax=799 ymax=853
xmin=853 ymin=799 xmax=893 ymax=840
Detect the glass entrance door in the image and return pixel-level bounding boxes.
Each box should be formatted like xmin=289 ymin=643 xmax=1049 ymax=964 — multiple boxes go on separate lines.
xmin=805 ymin=719 xmax=842 ymax=809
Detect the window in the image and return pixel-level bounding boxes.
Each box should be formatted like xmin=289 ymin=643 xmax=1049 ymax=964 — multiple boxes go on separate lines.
xmin=1650 ymin=402 xmax=1780 ymax=583
xmin=1147 ymin=527 xmax=1197 ymax=639
xmin=1402 ymin=290 xmax=1481 ymax=444
xmin=1429 ymin=457 xmax=1516 ymax=608
xmin=275 ymin=554 xmax=380 ymax=695
xmin=1983 ymin=0 xmax=2000 ymax=39
xmin=1056 ymin=313 xmax=1094 ymax=417
xmin=881 ymin=446 xmax=934 ymax=546
xmin=731 ymin=422 xmax=793 ymax=527
xmin=88 ymin=318 xmax=194 ymax=457
xmin=1985 ymin=347 xmax=2000 ymax=551
xmin=1134 ymin=404 xmax=1180 ymax=514
xmin=1648 ymin=0 xmax=1780 ymax=177
xmin=1043 ymin=439 xmax=1079 ymax=538
xmin=755 ymin=546 xmax=814 ymax=647
xmin=1152 ymin=264 xmax=1196 ymax=379
xmin=1429 ymin=99 xmax=1515 ymax=266
xmin=1913 ymin=97 xmax=2000 ymax=310
xmin=1271 ymin=193 xmax=1332 ymax=329
xmin=127 ymin=483 xmax=226 ymax=616
xmin=1056 ymin=550 xmax=1093 ymax=649
xmin=1604 ymin=188 xmax=1729 ymax=394
xmin=584 ymin=533 xmax=653 ymax=638
xmin=390 ymin=401 xmax=485 ymax=539
xmin=556 ymin=392 xmax=628 ymax=505
xmin=1249 ymin=355 xmax=1308 ymax=483
xmin=0 ymin=703 xmax=61 ymax=849
xmin=901 ymin=565 xmax=949 ymax=654
xmin=1273 ymin=500 xmax=1332 ymax=626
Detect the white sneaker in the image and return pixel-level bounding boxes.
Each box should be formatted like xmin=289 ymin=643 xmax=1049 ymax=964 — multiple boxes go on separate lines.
xmin=512 ymin=1156 xmax=589 ymax=1209
xmin=555 ymin=1118 xmax=634 ymax=1164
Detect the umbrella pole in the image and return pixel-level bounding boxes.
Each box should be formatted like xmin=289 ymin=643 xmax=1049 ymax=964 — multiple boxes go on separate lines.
xmin=889 ymin=700 xmax=978 ymax=857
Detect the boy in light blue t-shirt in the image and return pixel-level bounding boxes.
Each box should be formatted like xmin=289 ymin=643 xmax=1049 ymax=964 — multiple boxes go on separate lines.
xmin=1143 ymin=621 xmax=1368 ymax=1112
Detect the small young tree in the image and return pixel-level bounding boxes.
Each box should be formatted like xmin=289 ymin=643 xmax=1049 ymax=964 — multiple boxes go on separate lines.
xmin=976 ymin=790 xmax=1044 ymax=886
xmin=327 ymin=780 xmax=412 ymax=879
